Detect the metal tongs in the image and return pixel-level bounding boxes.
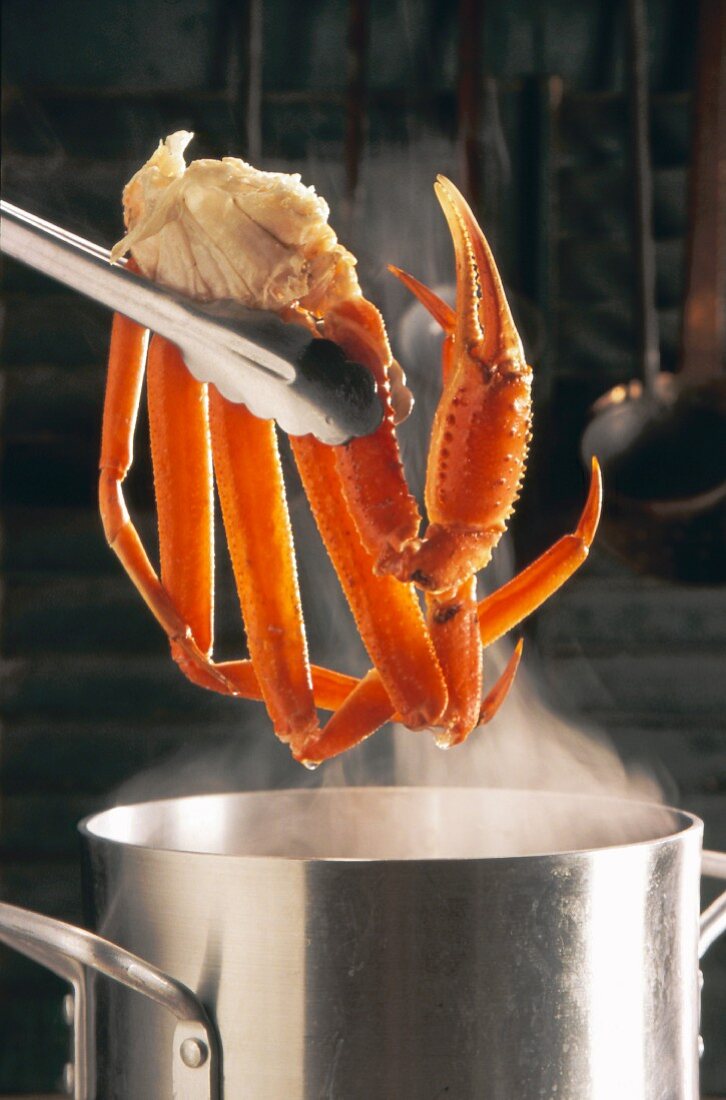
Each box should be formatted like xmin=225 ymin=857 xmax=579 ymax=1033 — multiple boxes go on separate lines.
xmin=0 ymin=200 xmax=382 ymax=445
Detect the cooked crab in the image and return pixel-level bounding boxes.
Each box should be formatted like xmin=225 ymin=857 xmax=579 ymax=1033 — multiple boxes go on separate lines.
xmin=102 ymin=133 xmax=601 ymax=765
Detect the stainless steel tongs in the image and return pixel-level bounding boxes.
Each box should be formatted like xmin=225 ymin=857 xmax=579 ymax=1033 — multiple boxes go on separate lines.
xmin=0 ymin=200 xmax=382 ymax=445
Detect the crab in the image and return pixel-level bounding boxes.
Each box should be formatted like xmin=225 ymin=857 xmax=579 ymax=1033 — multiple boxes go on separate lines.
xmin=101 ymin=133 xmax=601 ymax=766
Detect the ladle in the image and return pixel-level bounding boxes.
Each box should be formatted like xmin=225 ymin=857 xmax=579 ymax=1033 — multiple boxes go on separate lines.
xmin=581 ymin=0 xmax=725 ymax=584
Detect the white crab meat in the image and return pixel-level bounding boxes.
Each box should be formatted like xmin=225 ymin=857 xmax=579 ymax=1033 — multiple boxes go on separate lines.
xmin=111 ymin=131 xmax=360 ymax=312
xmin=112 ymin=132 xmax=412 ymax=424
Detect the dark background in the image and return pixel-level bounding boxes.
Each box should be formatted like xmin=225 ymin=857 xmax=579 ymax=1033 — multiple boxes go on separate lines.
xmin=1 ymin=0 xmax=725 ymax=1094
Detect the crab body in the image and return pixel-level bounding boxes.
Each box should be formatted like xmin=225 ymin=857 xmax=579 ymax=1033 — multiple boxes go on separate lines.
xmin=101 ymin=134 xmax=601 ymax=765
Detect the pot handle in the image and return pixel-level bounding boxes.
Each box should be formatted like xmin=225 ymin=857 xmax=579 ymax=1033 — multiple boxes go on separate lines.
xmin=0 ymin=901 xmax=219 ymax=1100
xmin=700 ymin=849 xmax=726 ymax=958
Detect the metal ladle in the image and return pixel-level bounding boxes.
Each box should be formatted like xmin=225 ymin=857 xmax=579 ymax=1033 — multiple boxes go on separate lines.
xmin=581 ymin=0 xmax=726 ymax=584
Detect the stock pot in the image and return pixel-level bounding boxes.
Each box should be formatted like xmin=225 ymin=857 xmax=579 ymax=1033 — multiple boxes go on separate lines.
xmin=1 ymin=786 xmax=725 ymax=1099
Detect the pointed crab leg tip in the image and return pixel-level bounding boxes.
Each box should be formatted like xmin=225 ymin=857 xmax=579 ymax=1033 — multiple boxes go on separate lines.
xmin=503 ymin=643 xmax=523 ymax=692
xmin=477 ymin=640 xmax=523 ymax=727
xmin=502 ymin=638 xmax=524 ymax=687
xmin=389 ymin=265 xmax=456 ymax=332
xmin=577 ymin=458 xmax=603 ymax=546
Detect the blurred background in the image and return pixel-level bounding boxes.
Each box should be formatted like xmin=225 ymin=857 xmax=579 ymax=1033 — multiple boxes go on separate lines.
xmin=1 ymin=0 xmax=725 ymax=1094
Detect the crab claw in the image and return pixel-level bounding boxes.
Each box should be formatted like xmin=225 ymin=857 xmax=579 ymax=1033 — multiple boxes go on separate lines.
xmin=434 ymin=175 xmax=525 ymax=372
xmin=383 ymin=177 xmax=533 ymax=593
xmin=388 ymin=264 xmax=456 ymax=334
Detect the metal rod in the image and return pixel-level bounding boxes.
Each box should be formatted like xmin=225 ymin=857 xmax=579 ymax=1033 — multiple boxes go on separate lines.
xmin=244 ymin=0 xmax=264 ymax=163
xmin=627 ymin=0 xmax=661 ymax=390
xmin=0 ymin=901 xmax=219 ymax=1100
xmin=344 ymin=0 xmax=370 ymax=224
xmin=699 ymin=849 xmax=726 ymax=958
xmin=679 ymin=0 xmax=725 ymax=384
xmin=457 ymin=0 xmax=484 ymax=211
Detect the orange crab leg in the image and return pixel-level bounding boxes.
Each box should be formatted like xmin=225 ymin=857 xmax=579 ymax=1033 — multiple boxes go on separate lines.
xmin=99 ymin=314 xmax=233 ymax=692
xmin=385 ymin=271 xmax=486 ymax=742
xmin=478 ymin=459 xmax=602 ymax=647
xmin=247 ymin=459 xmax=596 ymax=747
xmin=477 ymin=639 xmax=523 ymax=727
xmin=385 ymin=177 xmax=533 ymax=593
xmin=426 ymin=576 xmax=483 ymax=745
xmin=298 ymin=639 xmax=523 ymax=766
xmin=190 ymin=658 xmax=357 ymax=711
xmin=290 ymin=433 xmax=447 ymax=731
xmin=146 ymin=335 xmax=215 ymax=677
xmin=392 ymin=274 xmax=485 ymax=742
xmin=208 ymin=388 xmax=318 ymax=748
xmin=324 ymin=297 xmax=422 ymax=558
xmin=295 ymin=669 xmax=393 ymax=766
xmin=103 ymin=322 xmax=329 ymax=741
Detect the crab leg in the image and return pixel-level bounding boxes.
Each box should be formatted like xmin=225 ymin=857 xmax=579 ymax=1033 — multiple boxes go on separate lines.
xmin=146 ymin=334 xmax=216 ymax=678
xmin=383 ymin=271 xmax=486 ymax=743
xmin=204 ymin=659 xmax=359 ymax=712
xmin=290 ymin=433 xmax=447 ymax=731
xmin=208 ymin=388 xmax=318 ymax=748
xmin=212 ymin=461 xmax=599 ymax=735
xmin=477 ymin=638 xmax=523 ymax=726
xmin=426 ymin=577 xmax=483 ymax=745
xmin=477 ymin=459 xmax=602 ymax=647
xmin=398 ymin=272 xmax=484 ymax=743
xmin=99 ymin=315 xmax=233 ymax=693
xmin=324 ymin=297 xmax=422 ymax=558
xmin=385 ymin=177 xmax=533 ymax=593
xmin=295 ymin=669 xmax=393 ymax=765
xmin=298 ymin=640 xmax=523 ymax=766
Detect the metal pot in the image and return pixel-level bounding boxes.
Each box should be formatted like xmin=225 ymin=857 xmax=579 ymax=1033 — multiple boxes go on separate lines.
xmin=1 ymin=787 xmax=725 ymax=1099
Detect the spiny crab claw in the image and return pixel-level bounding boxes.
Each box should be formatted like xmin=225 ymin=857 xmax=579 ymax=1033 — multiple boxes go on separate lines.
xmin=433 ymin=175 xmax=526 ymax=372
xmin=390 ymin=176 xmax=526 ymax=373
xmin=383 ymin=177 xmax=533 ymax=594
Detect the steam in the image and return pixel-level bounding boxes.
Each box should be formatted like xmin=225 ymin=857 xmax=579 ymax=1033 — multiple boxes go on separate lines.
xmin=92 ymin=787 xmax=677 ymax=861
xmin=390 ymin=646 xmax=659 ymax=804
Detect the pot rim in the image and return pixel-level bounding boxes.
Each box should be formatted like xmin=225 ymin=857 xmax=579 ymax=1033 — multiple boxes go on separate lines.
xmin=78 ymin=786 xmax=703 ymax=864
